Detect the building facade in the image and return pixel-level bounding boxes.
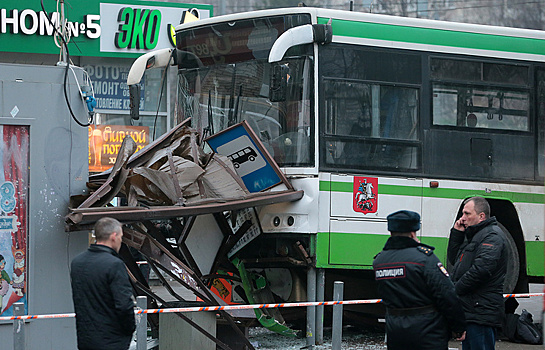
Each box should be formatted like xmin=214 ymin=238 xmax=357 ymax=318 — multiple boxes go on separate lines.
xmin=0 ymin=1 xmax=211 ymax=348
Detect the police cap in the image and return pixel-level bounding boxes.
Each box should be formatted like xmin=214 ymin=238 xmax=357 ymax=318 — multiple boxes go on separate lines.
xmin=387 ymin=210 xmax=421 ymax=233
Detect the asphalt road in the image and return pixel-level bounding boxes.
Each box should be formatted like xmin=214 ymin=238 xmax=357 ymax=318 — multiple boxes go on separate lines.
xmin=249 ymin=284 xmax=545 ymax=349
xmin=152 ymin=280 xmax=544 ymax=349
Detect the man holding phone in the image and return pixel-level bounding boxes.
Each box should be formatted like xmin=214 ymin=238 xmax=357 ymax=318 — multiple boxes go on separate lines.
xmin=447 ymin=197 xmax=507 ymax=350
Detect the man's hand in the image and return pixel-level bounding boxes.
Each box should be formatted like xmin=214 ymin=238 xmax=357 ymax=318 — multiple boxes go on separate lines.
xmin=453 ymin=218 xmax=466 ymax=231
xmin=454 ymin=331 xmax=466 ymax=341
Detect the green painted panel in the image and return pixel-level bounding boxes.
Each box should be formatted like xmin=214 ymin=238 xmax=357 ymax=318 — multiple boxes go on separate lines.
xmin=317 ymin=231 xmax=544 ymax=277
xmin=316 ymin=231 xmax=378 ymax=269
xmin=329 ymin=181 xmax=352 ymax=192
xmin=315 ymin=232 xmax=330 ymax=268
xmin=319 ymin=180 xmax=331 ymax=191
xmin=329 ymin=232 xmax=388 ymax=266
xmin=317 ymin=17 xmax=545 ymax=57
xmin=526 ymin=241 xmax=545 ymax=277
xmin=320 ymin=180 xmax=545 ymax=204
xmin=419 ymin=236 xmax=449 ymax=264
xmin=421 ymin=187 xmax=544 ymax=203
xmin=382 ymin=184 xmax=422 ymax=197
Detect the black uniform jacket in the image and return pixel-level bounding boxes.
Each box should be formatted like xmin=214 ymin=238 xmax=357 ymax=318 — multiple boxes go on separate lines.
xmin=71 ymin=244 xmax=136 ymax=350
xmin=447 ymin=217 xmax=506 ymax=327
xmin=373 ymin=236 xmax=466 ymax=350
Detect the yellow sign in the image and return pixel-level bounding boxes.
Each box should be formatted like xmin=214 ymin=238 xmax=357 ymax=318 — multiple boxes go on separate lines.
xmin=167 ymin=9 xmax=200 ymax=47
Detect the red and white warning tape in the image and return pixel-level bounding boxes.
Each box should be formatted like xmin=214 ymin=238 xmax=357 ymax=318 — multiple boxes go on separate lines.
xmin=503 ymin=293 xmax=544 ymax=299
xmin=0 ymin=293 xmax=542 ymax=321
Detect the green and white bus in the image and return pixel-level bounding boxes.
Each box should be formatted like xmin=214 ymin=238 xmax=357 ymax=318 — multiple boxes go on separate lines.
xmin=129 ymin=6 xmax=545 ymax=322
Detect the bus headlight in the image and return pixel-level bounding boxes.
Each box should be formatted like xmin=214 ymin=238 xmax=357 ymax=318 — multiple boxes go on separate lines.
xmin=287 ymin=216 xmax=295 ymax=226
xmin=262 ymin=214 xmax=308 ymax=232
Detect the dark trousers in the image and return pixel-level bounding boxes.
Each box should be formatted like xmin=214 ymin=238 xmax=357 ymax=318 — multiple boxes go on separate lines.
xmin=462 ymin=323 xmax=496 ymax=350
xmin=386 ymin=313 xmax=450 ymax=350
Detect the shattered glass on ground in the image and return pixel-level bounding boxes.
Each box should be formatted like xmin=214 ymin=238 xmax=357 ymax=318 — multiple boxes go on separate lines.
xmin=249 ymin=325 xmax=387 ymax=349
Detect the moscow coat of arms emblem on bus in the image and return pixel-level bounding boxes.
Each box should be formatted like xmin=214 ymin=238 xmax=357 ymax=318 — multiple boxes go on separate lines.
xmin=353 ymin=177 xmax=378 ymax=214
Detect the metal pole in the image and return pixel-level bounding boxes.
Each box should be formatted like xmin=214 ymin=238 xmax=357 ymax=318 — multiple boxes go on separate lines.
xmin=542 ymin=310 xmax=545 ymax=350
xmin=315 ymin=269 xmax=325 ymax=345
xmin=306 ymin=267 xmax=316 ymax=349
xmin=136 ymin=296 xmax=147 ymax=350
xmin=13 ymin=302 xmax=25 ymax=350
xmin=332 ymin=281 xmax=344 ymax=350
xmin=60 ymin=0 xmax=67 ymax=63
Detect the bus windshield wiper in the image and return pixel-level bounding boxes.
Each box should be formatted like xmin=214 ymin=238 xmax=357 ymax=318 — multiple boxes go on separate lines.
xmin=203 ymin=90 xmax=214 ymax=139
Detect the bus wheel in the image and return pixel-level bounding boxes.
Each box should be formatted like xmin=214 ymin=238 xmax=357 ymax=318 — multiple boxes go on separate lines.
xmin=497 ymin=223 xmax=519 ymax=293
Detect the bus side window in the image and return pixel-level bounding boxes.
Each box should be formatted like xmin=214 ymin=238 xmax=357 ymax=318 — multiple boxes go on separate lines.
xmin=537 ymin=70 xmax=545 ymax=177
xmin=324 ymin=79 xmax=419 ymax=170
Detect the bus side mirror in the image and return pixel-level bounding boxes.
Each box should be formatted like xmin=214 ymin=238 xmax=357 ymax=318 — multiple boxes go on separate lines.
xmin=269 ymin=64 xmax=288 ymax=102
xmin=129 ymin=84 xmax=141 ymax=120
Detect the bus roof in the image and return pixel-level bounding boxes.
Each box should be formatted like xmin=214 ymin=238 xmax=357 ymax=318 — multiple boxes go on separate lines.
xmin=176 ymin=7 xmax=545 ymax=62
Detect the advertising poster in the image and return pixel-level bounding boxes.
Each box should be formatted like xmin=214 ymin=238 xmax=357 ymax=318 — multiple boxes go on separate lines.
xmin=0 ymin=125 xmax=29 ymax=316
xmin=84 ymin=65 xmax=145 ymax=111
xmin=89 ymin=124 xmax=149 ymax=173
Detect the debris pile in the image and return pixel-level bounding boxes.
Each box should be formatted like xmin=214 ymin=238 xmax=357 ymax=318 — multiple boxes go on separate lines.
xmin=67 ymin=119 xmax=301 ymax=228
xmin=65 ymin=119 xmax=304 ymax=350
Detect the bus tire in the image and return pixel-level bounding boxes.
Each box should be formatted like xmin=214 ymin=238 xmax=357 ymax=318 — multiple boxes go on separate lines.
xmin=497 ymin=222 xmax=519 ymax=294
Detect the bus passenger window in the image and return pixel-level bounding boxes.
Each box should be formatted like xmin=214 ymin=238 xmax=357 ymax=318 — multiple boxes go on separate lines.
xmin=432 ymin=84 xmax=530 ymax=132
xmin=323 ymin=79 xmax=420 ymax=171
xmin=431 ymin=59 xmax=530 ymax=132
xmin=537 ymin=70 xmax=545 ymax=177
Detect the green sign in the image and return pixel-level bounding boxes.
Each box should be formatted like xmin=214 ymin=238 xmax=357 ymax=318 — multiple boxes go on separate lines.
xmin=0 ymin=0 xmax=213 ymax=58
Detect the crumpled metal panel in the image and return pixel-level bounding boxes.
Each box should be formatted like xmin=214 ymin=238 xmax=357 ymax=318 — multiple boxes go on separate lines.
xmin=130 ymin=167 xmax=182 ymax=205
xmin=157 ymin=156 xmax=204 ymax=192
xmin=186 ymin=154 xmax=249 ymax=202
xmin=120 ymin=224 xmax=253 ymax=350
xmin=123 ymin=226 xmax=202 ymax=294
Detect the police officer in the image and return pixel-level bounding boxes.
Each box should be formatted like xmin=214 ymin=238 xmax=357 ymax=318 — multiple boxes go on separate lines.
xmin=373 ymin=210 xmax=466 ymax=349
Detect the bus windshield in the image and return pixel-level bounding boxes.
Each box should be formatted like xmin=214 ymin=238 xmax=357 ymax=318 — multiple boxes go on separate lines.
xmin=176 ymin=16 xmax=314 ymax=168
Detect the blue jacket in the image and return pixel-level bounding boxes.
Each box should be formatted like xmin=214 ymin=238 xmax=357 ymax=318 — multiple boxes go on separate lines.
xmin=71 ymin=244 xmax=136 ymax=350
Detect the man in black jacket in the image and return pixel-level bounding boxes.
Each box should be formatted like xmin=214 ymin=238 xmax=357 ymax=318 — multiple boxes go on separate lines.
xmin=447 ymin=196 xmax=507 ymax=350
xmin=374 ymin=210 xmax=466 ymax=350
xmin=71 ymin=217 xmax=136 ymax=350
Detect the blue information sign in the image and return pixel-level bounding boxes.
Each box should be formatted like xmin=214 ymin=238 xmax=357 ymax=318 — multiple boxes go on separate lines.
xmin=206 ymin=122 xmax=283 ymax=193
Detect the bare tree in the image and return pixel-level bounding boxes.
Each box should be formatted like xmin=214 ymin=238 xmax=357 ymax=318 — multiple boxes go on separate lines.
xmin=254 ymin=0 xmax=321 ymax=10
xmin=154 ymin=0 xmax=545 ymax=30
